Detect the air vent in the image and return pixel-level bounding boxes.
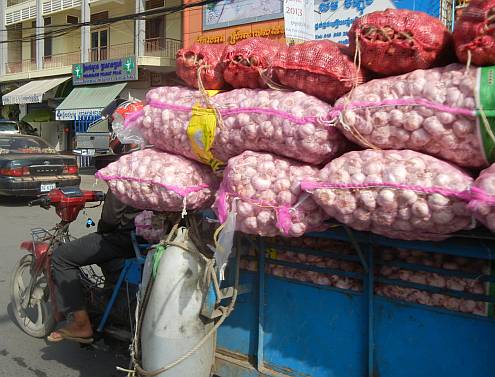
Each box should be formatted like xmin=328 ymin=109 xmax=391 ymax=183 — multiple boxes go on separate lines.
xmin=145 ymin=0 xmax=163 ymax=10
xmin=91 ymin=11 xmax=109 ymax=23
xmin=67 ymin=15 xmax=78 ymax=24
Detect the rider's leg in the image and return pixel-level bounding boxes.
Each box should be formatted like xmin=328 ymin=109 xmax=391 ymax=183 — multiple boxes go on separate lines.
xmin=49 ymin=231 xmax=135 ymax=340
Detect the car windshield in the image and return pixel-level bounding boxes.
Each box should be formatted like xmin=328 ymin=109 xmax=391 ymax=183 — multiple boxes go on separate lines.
xmin=0 ymin=136 xmax=56 ymax=154
xmin=0 ymin=122 xmax=18 ymax=132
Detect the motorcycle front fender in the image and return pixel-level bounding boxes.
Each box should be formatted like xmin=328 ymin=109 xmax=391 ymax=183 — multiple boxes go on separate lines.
xmin=20 ymin=241 xmax=50 ymax=261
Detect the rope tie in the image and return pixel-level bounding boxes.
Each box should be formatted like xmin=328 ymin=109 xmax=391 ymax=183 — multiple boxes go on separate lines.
xmin=465 ymin=50 xmax=472 ymax=76
xmin=336 ymin=33 xmax=380 ymax=151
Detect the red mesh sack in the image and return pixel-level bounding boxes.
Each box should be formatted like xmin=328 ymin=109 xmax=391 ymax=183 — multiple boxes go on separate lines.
xmin=454 ymin=0 xmax=495 ymax=66
xmin=272 ymin=40 xmax=364 ymax=103
xmin=222 ymin=37 xmax=282 ymax=89
xmin=176 ymin=43 xmax=226 ymax=89
xmin=349 ymin=9 xmax=453 ymax=76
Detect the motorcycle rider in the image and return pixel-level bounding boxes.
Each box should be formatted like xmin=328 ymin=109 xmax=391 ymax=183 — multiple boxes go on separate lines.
xmin=48 ymin=101 xmax=140 ymax=344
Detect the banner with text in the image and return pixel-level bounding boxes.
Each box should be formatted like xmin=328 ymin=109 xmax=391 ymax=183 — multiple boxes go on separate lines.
xmin=284 ymin=0 xmax=315 ymax=42
xmin=314 ymin=0 xmax=441 ymax=45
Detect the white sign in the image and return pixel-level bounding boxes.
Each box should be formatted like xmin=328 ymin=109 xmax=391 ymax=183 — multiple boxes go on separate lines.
xmin=56 ymin=108 xmax=103 ymax=121
xmin=314 ymin=0 xmax=396 ymax=44
xmin=284 ymin=0 xmax=315 ymax=41
xmin=3 ymin=93 xmax=43 ymax=105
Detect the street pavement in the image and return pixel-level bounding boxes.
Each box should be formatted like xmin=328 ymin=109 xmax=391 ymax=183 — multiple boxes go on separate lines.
xmin=0 ymin=174 xmax=130 ymax=377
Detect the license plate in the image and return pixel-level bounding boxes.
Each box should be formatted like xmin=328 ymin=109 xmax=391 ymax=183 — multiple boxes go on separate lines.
xmin=81 ymin=149 xmax=96 ymax=156
xmin=40 ymin=183 xmax=56 ymax=192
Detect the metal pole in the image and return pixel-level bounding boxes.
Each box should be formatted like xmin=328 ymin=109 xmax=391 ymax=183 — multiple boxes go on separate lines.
xmin=81 ymin=0 xmax=90 ymax=63
xmin=367 ymin=245 xmax=375 ymax=377
xmin=35 ymin=0 xmax=44 ymax=69
xmin=256 ymin=237 xmax=266 ymax=371
xmin=135 ymin=0 xmax=145 ymax=57
xmin=0 ymin=0 xmax=7 ymax=77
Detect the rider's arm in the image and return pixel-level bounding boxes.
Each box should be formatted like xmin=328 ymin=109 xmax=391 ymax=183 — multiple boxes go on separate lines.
xmin=97 ymin=190 xmax=129 ymax=234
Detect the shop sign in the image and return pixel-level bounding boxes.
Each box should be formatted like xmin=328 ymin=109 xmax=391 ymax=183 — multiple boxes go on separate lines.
xmin=203 ymin=0 xmax=284 ymax=31
xmin=56 ymin=108 xmax=103 ymax=121
xmin=314 ymin=0 xmax=442 ymax=45
xmin=72 ymin=56 xmax=138 ymax=86
xmin=284 ymin=0 xmax=315 ymax=42
xmin=196 ymin=25 xmax=285 ymax=45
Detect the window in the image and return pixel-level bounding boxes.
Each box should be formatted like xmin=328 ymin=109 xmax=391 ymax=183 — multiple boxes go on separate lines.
xmin=145 ymin=0 xmax=165 ymax=53
xmin=0 ymin=122 xmax=19 ymax=133
xmin=67 ymin=15 xmax=79 ymax=25
xmin=44 ymin=17 xmax=52 ymax=58
xmin=30 ymin=18 xmax=53 ymax=60
xmin=0 ymin=136 xmax=52 ymax=154
xmin=90 ymin=11 xmax=109 ymax=61
xmin=91 ymin=29 xmax=108 ymax=61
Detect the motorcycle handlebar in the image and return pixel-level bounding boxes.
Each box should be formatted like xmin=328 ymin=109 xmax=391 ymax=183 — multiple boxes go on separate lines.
xmin=28 ymin=196 xmax=50 ymax=207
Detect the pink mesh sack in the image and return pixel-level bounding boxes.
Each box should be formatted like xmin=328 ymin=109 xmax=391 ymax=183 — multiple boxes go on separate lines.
xmin=214 ymin=151 xmax=329 ymax=237
xmin=469 ymin=163 xmax=495 ymax=233
xmin=454 ymin=0 xmax=495 ymax=66
xmin=135 ymin=211 xmax=166 ymax=243
xmin=222 ymin=37 xmax=282 ymax=89
xmin=349 ymin=9 xmax=453 ymax=76
xmin=96 ymin=148 xmax=219 ymax=212
xmin=334 ymin=64 xmax=495 ymax=169
xmin=176 ymin=43 xmax=226 ymax=89
xmin=124 ymin=86 xmax=348 ymax=166
xmin=302 ymin=150 xmax=474 ymax=241
xmin=272 ymin=40 xmax=364 ymax=103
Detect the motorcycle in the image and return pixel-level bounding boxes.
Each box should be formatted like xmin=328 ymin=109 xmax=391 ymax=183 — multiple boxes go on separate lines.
xmin=9 ymin=186 xmax=146 ymax=341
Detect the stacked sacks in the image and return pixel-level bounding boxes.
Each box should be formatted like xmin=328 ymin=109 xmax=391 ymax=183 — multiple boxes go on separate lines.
xmin=349 ymin=9 xmax=453 ymax=75
xmin=334 ymin=64 xmax=495 ymax=168
xmin=135 ymin=211 xmax=166 ymax=243
xmin=222 ymin=37 xmax=282 ymax=89
xmin=124 ymin=86 xmax=348 ymax=166
xmin=176 ymin=43 xmax=226 ymax=89
xmin=376 ymin=248 xmax=488 ymax=316
xmin=96 ymin=148 xmax=219 ymax=212
xmin=302 ymin=150 xmax=474 ymax=241
xmin=272 ymin=40 xmax=364 ymax=103
xmin=454 ymin=0 xmax=495 ymax=66
xmin=214 ymin=151 xmax=328 ymax=237
xmin=469 ymin=163 xmax=495 ymax=232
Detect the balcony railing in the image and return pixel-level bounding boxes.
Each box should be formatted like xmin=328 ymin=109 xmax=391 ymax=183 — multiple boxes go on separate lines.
xmin=90 ymin=42 xmax=135 ymax=62
xmin=144 ymin=38 xmax=181 ymax=59
xmin=2 ymin=39 xmax=182 ymax=76
xmin=43 ymin=51 xmax=80 ymax=70
xmin=6 ymin=60 xmax=36 ymax=74
xmin=5 ymin=50 xmax=79 ymax=75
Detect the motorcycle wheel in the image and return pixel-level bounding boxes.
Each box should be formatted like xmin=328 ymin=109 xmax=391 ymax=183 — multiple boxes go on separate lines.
xmin=10 ymin=254 xmax=55 ymax=338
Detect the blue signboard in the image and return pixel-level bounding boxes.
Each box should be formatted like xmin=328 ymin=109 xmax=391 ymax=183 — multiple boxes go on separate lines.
xmin=72 ymin=56 xmax=138 ymax=86
xmin=314 ymin=0 xmax=444 ymax=45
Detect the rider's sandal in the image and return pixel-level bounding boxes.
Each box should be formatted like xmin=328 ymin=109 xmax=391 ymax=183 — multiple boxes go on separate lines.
xmin=47 ymin=329 xmax=94 ymax=344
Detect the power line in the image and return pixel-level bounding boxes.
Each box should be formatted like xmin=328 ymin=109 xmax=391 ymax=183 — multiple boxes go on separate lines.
xmin=2 ymin=0 xmax=222 ymax=32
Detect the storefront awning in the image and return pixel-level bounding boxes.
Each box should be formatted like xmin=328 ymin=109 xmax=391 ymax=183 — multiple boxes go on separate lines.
xmin=22 ymin=108 xmax=55 ymax=123
xmin=2 ymin=77 xmax=70 ymax=105
xmin=55 ymin=83 xmax=127 ymax=121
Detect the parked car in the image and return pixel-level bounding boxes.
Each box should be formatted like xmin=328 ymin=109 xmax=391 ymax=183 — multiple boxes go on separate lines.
xmin=0 ymin=120 xmax=38 ymax=136
xmin=0 ymin=135 xmax=80 ymax=197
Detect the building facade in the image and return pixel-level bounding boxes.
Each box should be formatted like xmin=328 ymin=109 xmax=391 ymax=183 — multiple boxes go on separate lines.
xmin=0 ymin=0 xmax=182 ymax=152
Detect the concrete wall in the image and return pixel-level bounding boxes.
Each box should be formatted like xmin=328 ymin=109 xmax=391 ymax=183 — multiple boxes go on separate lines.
xmin=91 ymin=1 xmax=135 ymax=48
